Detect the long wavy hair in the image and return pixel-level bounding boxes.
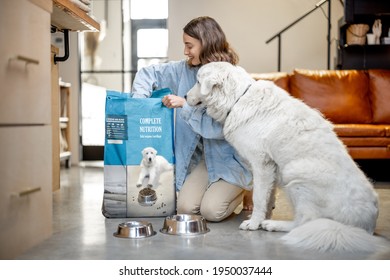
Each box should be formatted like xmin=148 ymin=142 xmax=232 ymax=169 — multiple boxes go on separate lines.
xmin=183 ymin=16 xmax=239 ymax=66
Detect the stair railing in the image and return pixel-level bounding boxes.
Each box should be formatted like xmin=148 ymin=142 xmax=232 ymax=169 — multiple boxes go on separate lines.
xmin=265 ymin=0 xmax=331 ymax=71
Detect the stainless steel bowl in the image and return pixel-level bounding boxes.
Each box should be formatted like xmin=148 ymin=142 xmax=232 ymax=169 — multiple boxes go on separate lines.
xmin=138 ymin=187 xmax=157 ymax=206
xmin=160 ymin=214 xmax=210 ymax=236
xmin=113 ymin=221 xmax=156 ymax=238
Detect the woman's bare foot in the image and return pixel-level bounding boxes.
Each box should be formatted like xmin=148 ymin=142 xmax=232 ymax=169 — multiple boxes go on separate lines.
xmin=242 ymin=190 xmax=253 ymax=211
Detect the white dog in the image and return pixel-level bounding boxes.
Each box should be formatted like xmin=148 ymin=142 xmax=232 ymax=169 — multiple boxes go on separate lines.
xmin=186 ymin=62 xmax=389 ymax=252
xmin=136 ymin=147 xmax=173 ymax=188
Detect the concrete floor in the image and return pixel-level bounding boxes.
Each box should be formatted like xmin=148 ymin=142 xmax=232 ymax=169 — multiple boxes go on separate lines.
xmin=17 ymin=161 xmax=390 ymax=260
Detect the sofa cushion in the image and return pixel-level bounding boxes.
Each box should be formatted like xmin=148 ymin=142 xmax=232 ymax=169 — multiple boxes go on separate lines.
xmin=340 ymin=137 xmax=390 ymax=147
xmin=251 ymin=72 xmax=289 ymax=92
xmin=346 ymin=147 xmax=390 ymax=159
xmin=334 ymin=124 xmax=390 ymax=137
xmin=290 ymin=69 xmax=372 ymax=124
xmin=368 ymin=69 xmax=390 ymax=123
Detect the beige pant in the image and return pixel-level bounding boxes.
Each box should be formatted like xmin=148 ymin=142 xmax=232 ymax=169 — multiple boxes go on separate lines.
xmin=177 ymin=160 xmax=244 ymax=222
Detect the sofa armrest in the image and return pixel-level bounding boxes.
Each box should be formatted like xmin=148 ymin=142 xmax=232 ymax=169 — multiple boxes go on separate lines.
xmin=250 ymin=72 xmax=290 ymax=92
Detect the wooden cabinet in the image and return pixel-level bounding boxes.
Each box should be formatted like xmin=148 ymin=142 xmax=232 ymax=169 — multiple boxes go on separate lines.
xmin=52 ymin=0 xmax=100 ymax=31
xmin=0 ymin=0 xmax=53 ymax=259
xmin=0 ymin=0 xmax=100 ymax=259
xmin=0 ymin=126 xmax=53 ymax=259
xmin=0 ymin=1 xmax=51 ymax=124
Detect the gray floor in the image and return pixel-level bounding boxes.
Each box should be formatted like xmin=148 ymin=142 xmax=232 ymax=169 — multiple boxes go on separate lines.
xmin=17 ymin=161 xmax=390 ymax=260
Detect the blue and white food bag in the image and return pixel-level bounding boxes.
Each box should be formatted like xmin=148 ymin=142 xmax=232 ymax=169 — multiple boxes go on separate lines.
xmin=103 ymin=88 xmax=175 ymax=218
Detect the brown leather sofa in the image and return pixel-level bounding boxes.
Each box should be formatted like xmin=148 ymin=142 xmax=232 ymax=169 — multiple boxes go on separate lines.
xmin=251 ymin=69 xmax=390 ymax=159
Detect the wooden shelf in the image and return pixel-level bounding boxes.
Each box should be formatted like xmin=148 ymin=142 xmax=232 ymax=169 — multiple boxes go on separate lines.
xmin=60 ymin=117 xmax=69 ymax=123
xmin=337 ymin=16 xmax=390 ymax=70
xmin=59 ymin=81 xmax=72 ymax=168
xmin=337 ymin=44 xmax=390 ymax=70
xmin=59 ymin=80 xmax=71 ymax=88
xmin=51 ymin=0 xmax=100 ymax=32
xmin=60 ymin=151 xmax=72 ymax=168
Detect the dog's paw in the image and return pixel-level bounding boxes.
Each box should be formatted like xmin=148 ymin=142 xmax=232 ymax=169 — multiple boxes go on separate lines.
xmin=260 ymin=220 xmax=277 ymax=231
xmin=239 ymin=219 xmax=261 ymax=231
xmin=147 ymin=184 xmax=153 ymax=188
xmin=136 ymin=183 xmax=142 ymax=187
xmin=261 ymin=220 xmax=293 ymax=232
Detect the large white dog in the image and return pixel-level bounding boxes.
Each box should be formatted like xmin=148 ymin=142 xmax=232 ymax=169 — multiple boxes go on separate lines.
xmin=186 ymin=62 xmax=389 ymax=252
xmin=136 ymin=147 xmax=173 ymax=188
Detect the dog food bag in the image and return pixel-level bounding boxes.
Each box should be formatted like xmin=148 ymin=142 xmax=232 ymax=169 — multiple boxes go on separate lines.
xmin=103 ymin=88 xmax=176 ymax=218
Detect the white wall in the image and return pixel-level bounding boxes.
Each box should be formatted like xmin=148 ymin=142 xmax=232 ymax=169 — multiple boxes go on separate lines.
xmin=168 ymin=0 xmax=344 ymax=73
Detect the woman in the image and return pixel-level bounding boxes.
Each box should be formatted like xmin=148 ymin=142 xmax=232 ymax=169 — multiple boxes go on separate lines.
xmin=132 ymin=16 xmax=253 ymax=221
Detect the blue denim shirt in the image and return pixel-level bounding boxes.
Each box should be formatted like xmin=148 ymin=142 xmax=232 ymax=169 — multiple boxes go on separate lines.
xmin=132 ymin=60 xmax=252 ymax=191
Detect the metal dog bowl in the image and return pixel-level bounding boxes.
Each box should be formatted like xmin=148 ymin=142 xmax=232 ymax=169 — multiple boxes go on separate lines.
xmin=114 ymin=221 xmax=156 ymax=239
xmin=138 ymin=187 xmax=157 ymax=206
xmin=160 ymin=214 xmax=210 ymax=236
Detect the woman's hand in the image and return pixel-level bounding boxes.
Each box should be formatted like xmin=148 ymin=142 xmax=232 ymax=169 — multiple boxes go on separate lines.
xmin=162 ymin=94 xmax=186 ymax=108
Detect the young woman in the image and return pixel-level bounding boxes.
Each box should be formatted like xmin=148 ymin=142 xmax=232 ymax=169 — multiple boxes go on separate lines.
xmin=132 ymin=16 xmax=253 ymax=221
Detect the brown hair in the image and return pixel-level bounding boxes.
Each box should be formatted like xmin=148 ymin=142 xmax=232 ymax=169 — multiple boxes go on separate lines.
xmin=183 ymin=16 xmax=239 ymax=66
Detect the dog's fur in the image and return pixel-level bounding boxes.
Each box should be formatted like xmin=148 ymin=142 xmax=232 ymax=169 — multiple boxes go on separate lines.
xmin=136 ymin=147 xmax=173 ymax=188
xmin=186 ymin=62 xmax=389 ymax=252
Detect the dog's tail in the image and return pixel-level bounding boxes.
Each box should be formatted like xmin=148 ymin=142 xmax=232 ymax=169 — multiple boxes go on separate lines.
xmin=281 ymin=218 xmax=390 ymax=253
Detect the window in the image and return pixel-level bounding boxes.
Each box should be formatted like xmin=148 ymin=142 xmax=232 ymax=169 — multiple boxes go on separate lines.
xmin=131 ymin=0 xmax=168 ymax=19
xmin=131 ymin=0 xmax=168 ymax=75
xmin=79 ymin=0 xmax=168 ymax=160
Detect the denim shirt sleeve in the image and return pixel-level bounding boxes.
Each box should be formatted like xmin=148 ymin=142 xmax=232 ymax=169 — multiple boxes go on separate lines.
xmin=180 ymin=103 xmax=225 ymax=140
xmin=131 ymin=61 xmax=182 ymax=98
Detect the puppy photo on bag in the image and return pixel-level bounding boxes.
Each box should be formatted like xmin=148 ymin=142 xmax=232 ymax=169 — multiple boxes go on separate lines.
xmin=136 ymin=147 xmax=173 ymax=188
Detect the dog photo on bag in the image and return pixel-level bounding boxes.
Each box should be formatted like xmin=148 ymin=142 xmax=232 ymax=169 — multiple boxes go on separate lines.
xmin=186 ymin=61 xmax=390 ymax=253
xmin=136 ymin=146 xmax=173 ymax=188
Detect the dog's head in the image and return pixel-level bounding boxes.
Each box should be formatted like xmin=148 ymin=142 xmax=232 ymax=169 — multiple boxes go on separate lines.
xmin=186 ymin=62 xmax=251 ymax=123
xmin=142 ymin=147 xmax=157 ymax=165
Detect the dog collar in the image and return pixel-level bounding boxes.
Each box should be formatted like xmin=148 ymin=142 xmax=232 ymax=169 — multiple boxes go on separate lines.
xmin=226 ymin=83 xmax=252 ymax=119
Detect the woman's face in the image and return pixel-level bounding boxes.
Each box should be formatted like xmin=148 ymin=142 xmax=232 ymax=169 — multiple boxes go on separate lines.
xmin=183 ymin=33 xmax=202 ymax=66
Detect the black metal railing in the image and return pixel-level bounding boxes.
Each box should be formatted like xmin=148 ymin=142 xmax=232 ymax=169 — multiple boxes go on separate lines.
xmin=265 ymin=0 xmax=333 ymax=71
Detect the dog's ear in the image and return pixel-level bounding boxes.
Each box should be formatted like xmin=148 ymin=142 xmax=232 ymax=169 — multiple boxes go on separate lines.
xmin=200 ymin=75 xmax=221 ymax=96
